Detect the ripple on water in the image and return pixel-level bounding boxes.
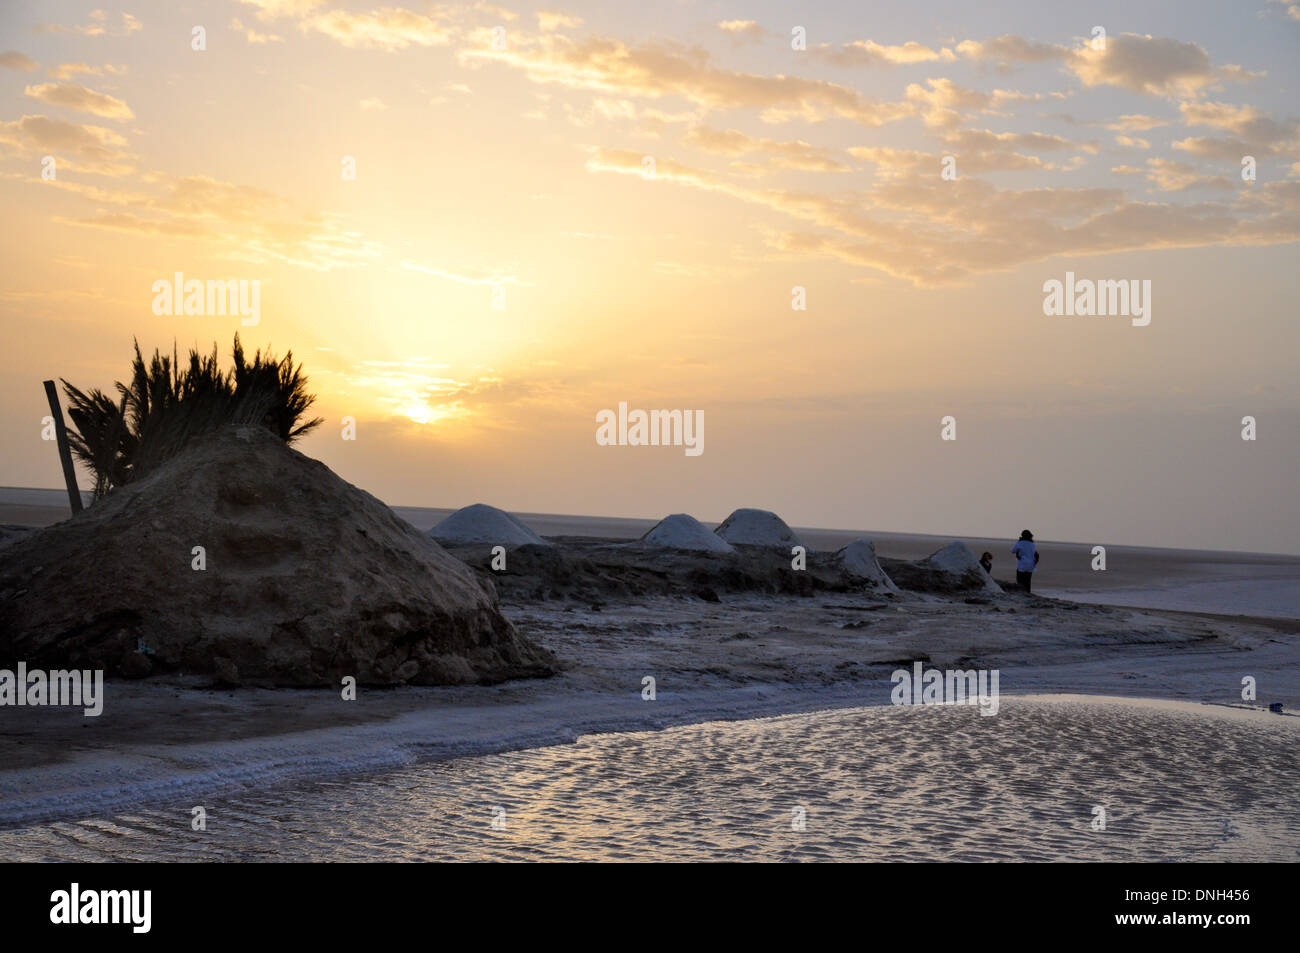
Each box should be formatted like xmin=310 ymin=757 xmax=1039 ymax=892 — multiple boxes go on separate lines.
xmin=2 ymin=697 xmax=1297 ymax=862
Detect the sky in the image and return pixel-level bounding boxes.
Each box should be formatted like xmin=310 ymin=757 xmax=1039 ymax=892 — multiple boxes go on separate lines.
xmin=1 ymin=0 xmax=1297 ymax=554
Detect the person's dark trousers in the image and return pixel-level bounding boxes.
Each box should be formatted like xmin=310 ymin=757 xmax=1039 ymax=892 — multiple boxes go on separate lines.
xmin=1016 ymin=571 xmax=1033 ymax=593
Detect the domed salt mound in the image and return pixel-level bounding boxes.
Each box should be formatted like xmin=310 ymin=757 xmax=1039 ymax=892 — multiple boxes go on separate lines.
xmin=920 ymin=541 xmax=1001 ymax=593
xmin=715 ymin=508 xmax=803 ymax=548
xmin=0 ymin=427 xmax=556 ymax=687
xmin=834 ymin=538 xmax=898 ymax=591
xmin=430 ymin=503 xmax=549 ymax=548
xmin=640 ymin=514 xmax=734 ymax=553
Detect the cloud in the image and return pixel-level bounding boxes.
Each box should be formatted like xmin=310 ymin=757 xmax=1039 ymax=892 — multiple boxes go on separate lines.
xmin=538 ymin=11 xmax=583 ymax=32
xmin=49 ymin=62 xmax=102 ymax=80
xmin=24 ymin=82 xmax=134 ymax=120
xmin=1067 ymin=34 xmax=1259 ymax=98
xmin=1114 ymin=135 xmax=1150 ymax=149
xmin=1144 ymin=157 xmax=1233 ymax=192
xmin=959 ymin=32 xmax=1260 ymax=98
xmin=850 ymin=145 xmax=1051 ymax=175
xmin=1267 ymin=0 xmax=1300 ymax=20
xmin=459 ymin=33 xmax=915 ymax=127
xmin=0 ymin=114 xmax=136 ymax=175
xmin=53 ymin=211 xmax=213 ymax=238
xmin=39 ymin=11 xmax=142 ymax=37
xmin=238 ymin=0 xmax=326 ymax=19
xmin=144 ymin=174 xmax=286 ymax=223
xmin=956 ymin=35 xmax=1068 ymax=65
xmin=306 ymin=8 xmax=453 ymax=50
xmin=717 ymin=20 xmax=765 ymax=44
xmin=940 ymin=127 xmax=1083 ymax=154
xmin=0 ymin=51 xmax=38 ymax=71
xmin=238 ymin=1 xmax=458 ymax=49
xmin=1106 ymin=114 xmax=1169 ymax=132
xmin=852 ymin=123 xmax=1086 ymax=178
xmin=903 ymin=78 xmax=1048 ymax=128
xmin=818 ymin=39 xmax=956 ymax=68
xmin=585 ymin=147 xmax=1297 ymax=286
xmin=1173 ymin=102 xmax=1300 ymax=159
xmin=684 ymin=126 xmax=848 ymax=172
xmin=360 ymin=97 xmax=389 ymax=110
xmin=230 ymin=17 xmax=284 ymax=44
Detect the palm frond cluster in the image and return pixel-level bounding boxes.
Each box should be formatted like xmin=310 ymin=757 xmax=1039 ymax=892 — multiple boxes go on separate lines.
xmin=61 ymin=335 xmax=323 ymax=497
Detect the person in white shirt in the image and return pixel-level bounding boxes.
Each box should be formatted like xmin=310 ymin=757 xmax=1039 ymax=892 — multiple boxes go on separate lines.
xmin=1011 ymin=530 xmax=1039 ymax=593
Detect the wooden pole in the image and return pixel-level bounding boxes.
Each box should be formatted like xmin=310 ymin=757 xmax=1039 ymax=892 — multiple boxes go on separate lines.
xmin=43 ymin=379 xmax=83 ymax=515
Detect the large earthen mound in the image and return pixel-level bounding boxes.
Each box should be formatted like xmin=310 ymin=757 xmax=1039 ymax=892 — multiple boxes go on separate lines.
xmin=0 ymin=427 xmax=556 ymax=687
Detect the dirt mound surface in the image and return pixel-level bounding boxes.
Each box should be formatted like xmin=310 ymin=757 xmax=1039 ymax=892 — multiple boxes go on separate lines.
xmin=0 ymin=427 xmax=556 ymax=687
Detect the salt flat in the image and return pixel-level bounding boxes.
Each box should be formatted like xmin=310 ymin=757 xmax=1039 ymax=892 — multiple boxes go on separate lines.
xmin=2 ymin=488 xmax=1295 ymax=833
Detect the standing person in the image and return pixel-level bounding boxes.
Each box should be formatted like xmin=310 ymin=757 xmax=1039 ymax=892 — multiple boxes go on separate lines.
xmin=979 ymin=552 xmax=994 ymax=575
xmin=1011 ymin=530 xmax=1039 ymax=593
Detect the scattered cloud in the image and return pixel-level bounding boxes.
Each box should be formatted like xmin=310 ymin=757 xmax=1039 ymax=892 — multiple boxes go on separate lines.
xmin=0 ymin=114 xmax=136 ymax=175
xmin=957 ymin=35 xmax=1066 ymax=66
xmin=1172 ymin=102 xmax=1300 ymax=159
xmin=1114 ymin=135 xmax=1151 ymax=149
xmin=904 ymin=77 xmax=1049 ymax=128
xmin=1106 ymin=114 xmax=1170 ymax=132
xmin=38 ymin=11 xmax=142 ymax=38
xmin=818 ymin=39 xmax=956 ymax=68
xmin=306 ymin=8 xmax=453 ymax=50
xmin=586 ymin=147 xmax=1295 ymax=286
xmin=459 ymin=32 xmax=915 ymax=127
xmin=538 ymin=11 xmax=583 ymax=32
xmin=717 ymin=20 xmax=766 ymax=44
xmin=1068 ymin=34 xmax=1260 ymax=98
xmin=0 ymin=51 xmax=38 ymax=71
xmin=1144 ymin=157 xmax=1233 ymax=191
xmin=684 ymin=126 xmax=848 ymax=172
xmin=959 ymin=32 xmax=1260 ymax=99
xmin=24 ymin=82 xmax=134 ymax=120
xmin=230 ymin=17 xmax=284 ymax=44
xmin=49 ymin=62 xmax=102 ymax=80
xmin=1267 ymin=0 xmax=1300 ymax=21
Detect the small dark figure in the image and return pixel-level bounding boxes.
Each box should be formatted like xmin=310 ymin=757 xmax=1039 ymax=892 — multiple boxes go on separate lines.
xmin=1011 ymin=530 xmax=1039 ymax=593
xmin=979 ymin=551 xmax=993 ymax=575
